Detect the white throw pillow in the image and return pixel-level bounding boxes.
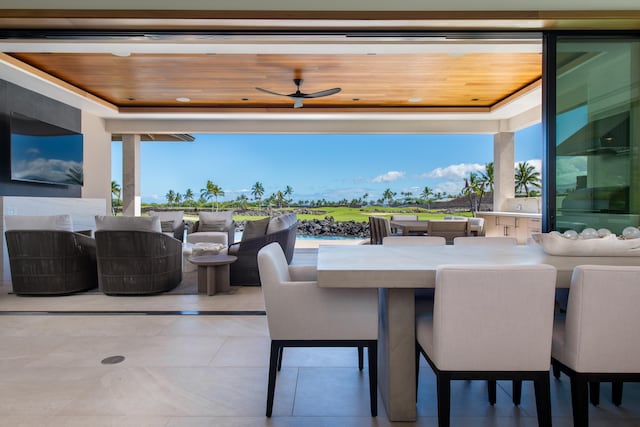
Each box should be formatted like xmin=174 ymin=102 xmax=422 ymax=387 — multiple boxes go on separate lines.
xmin=4 ymin=214 xmax=74 ymax=231
xmin=148 ymin=210 xmax=183 ymax=229
xmin=95 ymin=215 xmax=162 ymax=233
xmin=267 ymin=213 xmax=297 ymax=234
xmin=199 ymin=211 xmax=233 ymax=230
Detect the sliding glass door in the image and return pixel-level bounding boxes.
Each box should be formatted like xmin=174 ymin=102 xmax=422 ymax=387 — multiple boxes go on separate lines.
xmin=546 ymin=34 xmax=640 ymax=234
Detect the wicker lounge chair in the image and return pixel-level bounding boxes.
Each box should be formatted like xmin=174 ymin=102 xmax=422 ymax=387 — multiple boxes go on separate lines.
xmin=94 ymin=230 xmax=182 ymax=295
xmin=5 ymin=230 xmax=98 ymax=295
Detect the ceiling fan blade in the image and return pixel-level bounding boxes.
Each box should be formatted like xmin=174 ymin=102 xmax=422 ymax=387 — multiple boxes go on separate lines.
xmin=293 ymin=97 xmax=304 ymax=108
xmin=303 ymin=87 xmax=342 ymax=98
xmin=256 ymin=87 xmax=288 ymax=97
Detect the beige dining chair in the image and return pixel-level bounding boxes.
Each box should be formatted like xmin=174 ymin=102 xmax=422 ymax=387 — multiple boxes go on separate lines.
xmin=551 ymin=265 xmax=640 ymax=427
xmin=416 ymin=264 xmax=557 ymax=427
xmin=453 ymin=236 xmax=518 ymax=246
xmin=383 ymin=236 xmax=446 ymax=246
xmin=390 ymin=214 xmax=419 ymax=233
xmin=426 ymin=220 xmax=469 ymax=244
xmin=369 ymin=216 xmax=392 ymax=244
xmin=257 ymin=242 xmax=379 ymax=417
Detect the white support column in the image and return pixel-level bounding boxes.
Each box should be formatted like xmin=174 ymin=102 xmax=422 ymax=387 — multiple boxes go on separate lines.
xmin=81 ymin=111 xmax=112 ymax=215
xmin=493 ymin=132 xmax=515 ymax=212
xmin=122 ymin=134 xmax=141 ymax=217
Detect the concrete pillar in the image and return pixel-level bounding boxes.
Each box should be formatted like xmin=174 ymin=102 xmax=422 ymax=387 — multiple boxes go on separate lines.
xmin=493 ymin=132 xmax=515 ymax=212
xmin=122 ymin=134 xmax=141 ymax=216
xmin=81 ymin=111 xmax=112 ymax=215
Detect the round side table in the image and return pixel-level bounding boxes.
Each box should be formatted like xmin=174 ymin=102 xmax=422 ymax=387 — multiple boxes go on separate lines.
xmin=187 ymin=254 xmax=238 ymax=296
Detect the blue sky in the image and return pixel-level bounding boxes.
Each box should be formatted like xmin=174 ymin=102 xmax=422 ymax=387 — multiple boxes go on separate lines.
xmin=112 ymin=123 xmax=542 ymax=204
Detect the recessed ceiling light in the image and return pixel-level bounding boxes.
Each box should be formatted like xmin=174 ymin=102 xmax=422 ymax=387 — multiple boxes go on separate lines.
xmin=111 ymin=52 xmax=130 ymax=57
xmin=408 ymin=97 xmax=422 ymax=102
xmin=352 ymin=98 xmax=360 ymax=101
xmin=176 ymin=97 xmax=191 ymax=103
xmin=471 ymin=98 xmax=480 ymax=101
xmin=241 ymin=98 xmax=249 ymax=101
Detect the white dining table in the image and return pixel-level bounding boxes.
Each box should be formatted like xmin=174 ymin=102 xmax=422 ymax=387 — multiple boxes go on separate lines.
xmin=316 ymin=243 xmax=640 ymax=421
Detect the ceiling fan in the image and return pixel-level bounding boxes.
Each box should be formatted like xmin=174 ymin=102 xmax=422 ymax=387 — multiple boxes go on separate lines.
xmin=256 ymin=78 xmax=341 ymax=108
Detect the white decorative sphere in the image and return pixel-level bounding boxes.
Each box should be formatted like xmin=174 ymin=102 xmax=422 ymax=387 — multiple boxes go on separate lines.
xmin=562 ymin=230 xmax=579 ymax=240
xmin=597 ymin=228 xmax=612 ymax=238
xmin=580 ymin=228 xmax=599 ymax=239
xmin=622 ymin=226 xmax=640 ymax=239
xmin=549 ymin=231 xmax=562 ymax=237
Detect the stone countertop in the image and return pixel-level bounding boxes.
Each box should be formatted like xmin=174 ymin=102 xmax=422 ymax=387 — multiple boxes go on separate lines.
xmin=477 ymin=211 xmax=542 ymax=219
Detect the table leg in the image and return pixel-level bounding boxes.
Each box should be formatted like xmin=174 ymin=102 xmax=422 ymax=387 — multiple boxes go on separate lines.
xmin=378 ymin=288 xmax=417 ymax=421
xmin=205 ymin=266 xmax=217 ymax=296
xmin=196 ymin=266 xmax=211 ymax=294
xmin=214 ymin=264 xmax=231 ymax=293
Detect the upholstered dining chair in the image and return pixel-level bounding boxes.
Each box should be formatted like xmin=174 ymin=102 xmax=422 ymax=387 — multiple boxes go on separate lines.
xmin=257 ymin=243 xmax=379 ymax=417
xmin=416 ymin=264 xmax=557 ymax=427
xmin=551 ymin=265 xmax=640 ymax=427
xmin=383 ymin=236 xmax=446 ymax=246
xmin=452 ymin=236 xmax=518 ymax=246
xmin=426 ymin=220 xmax=469 ymax=244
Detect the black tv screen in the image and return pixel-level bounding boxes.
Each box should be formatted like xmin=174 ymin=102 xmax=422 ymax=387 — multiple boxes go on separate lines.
xmin=10 ymin=112 xmax=83 ymax=186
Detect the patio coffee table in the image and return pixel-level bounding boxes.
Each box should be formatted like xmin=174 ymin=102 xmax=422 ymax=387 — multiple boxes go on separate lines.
xmin=187 ymin=254 xmax=237 ymax=296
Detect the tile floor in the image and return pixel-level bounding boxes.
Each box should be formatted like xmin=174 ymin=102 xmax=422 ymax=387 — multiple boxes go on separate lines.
xmin=1 ymin=248 xmax=639 ymax=426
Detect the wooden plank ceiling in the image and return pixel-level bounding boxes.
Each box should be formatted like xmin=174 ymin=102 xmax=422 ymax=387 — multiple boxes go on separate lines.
xmin=9 ymin=51 xmax=541 ymax=112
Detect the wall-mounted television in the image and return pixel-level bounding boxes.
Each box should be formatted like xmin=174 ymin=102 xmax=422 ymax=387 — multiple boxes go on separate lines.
xmin=10 ymin=112 xmax=83 ymax=186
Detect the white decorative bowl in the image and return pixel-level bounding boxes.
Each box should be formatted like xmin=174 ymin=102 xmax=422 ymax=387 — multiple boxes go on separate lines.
xmin=532 ymin=232 xmax=640 ymax=256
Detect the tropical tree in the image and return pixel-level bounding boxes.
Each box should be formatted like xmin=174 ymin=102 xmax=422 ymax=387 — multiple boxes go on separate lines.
xmin=462 ymin=172 xmax=486 ymax=214
xmin=174 ymin=192 xmax=182 ymax=206
xmin=420 ymin=186 xmax=433 ymax=209
xmin=284 ymin=185 xmax=293 ymax=207
xmin=274 ymin=190 xmax=286 ymax=208
xmin=184 ymin=188 xmax=194 ymax=205
xmin=251 ymin=181 xmax=265 ymax=208
xmin=165 ymin=189 xmax=176 ymax=206
xmin=515 ymin=161 xmax=542 ymax=196
xmin=235 ymin=194 xmax=249 ymax=210
xmin=382 ymin=188 xmax=396 ymax=206
xmin=479 ymin=162 xmax=495 ymax=193
xmin=111 ymin=180 xmax=121 ymax=215
xmin=200 ymin=180 xmax=225 ymax=211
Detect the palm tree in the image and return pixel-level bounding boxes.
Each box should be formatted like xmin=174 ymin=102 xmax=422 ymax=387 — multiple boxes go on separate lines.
xmin=251 ymin=181 xmax=265 ymax=208
xmin=184 ymin=188 xmax=194 ymax=205
xmin=462 ymin=172 xmax=485 ymax=214
xmin=515 ymin=161 xmax=541 ymax=196
xmin=174 ymin=192 xmax=183 ymax=206
xmin=382 ymin=188 xmax=396 ymax=206
xmin=275 ymin=190 xmax=286 ymax=208
xmin=284 ymin=185 xmax=293 ymax=207
xmin=201 ymin=180 xmax=225 ymax=211
xmin=421 ymin=186 xmax=433 ymax=209
xmin=111 ymin=180 xmax=121 ymax=215
xmin=479 ymin=162 xmax=495 ymax=193
xmin=165 ymin=189 xmax=176 ymax=206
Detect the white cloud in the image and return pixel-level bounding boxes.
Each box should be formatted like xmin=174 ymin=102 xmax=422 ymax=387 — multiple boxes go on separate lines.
xmin=372 ymin=171 xmax=405 ymax=183
xmin=421 ymin=163 xmax=484 ymax=180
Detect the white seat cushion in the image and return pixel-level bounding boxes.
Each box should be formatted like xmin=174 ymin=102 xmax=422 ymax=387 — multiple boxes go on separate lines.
xmin=5 ymin=214 xmax=74 ymax=231
xmin=95 ymin=215 xmax=161 ymax=233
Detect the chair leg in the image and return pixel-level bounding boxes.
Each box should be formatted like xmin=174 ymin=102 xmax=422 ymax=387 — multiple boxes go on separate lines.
xmin=367 ymin=342 xmax=378 ymax=417
xmin=488 ymin=380 xmax=497 ymax=405
xmin=277 ymin=346 xmax=284 ymax=371
xmin=266 ymin=341 xmax=281 ymax=417
xmin=552 ymin=360 xmax=561 ymax=379
xmin=589 ymin=382 xmax=600 ymax=406
xmin=513 ymin=380 xmax=522 ymax=406
xmin=612 ymin=381 xmax=623 ymax=406
xmin=436 ymin=374 xmax=451 ymax=427
xmin=570 ymin=374 xmax=589 ymax=427
xmin=533 ymin=373 xmax=552 ymax=427
xmin=358 ymin=345 xmax=364 ymax=371
xmin=415 ymin=344 xmax=421 ymax=402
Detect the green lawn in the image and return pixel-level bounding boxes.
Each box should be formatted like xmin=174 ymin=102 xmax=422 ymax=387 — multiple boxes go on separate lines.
xmin=232 ymin=206 xmax=473 ymax=222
